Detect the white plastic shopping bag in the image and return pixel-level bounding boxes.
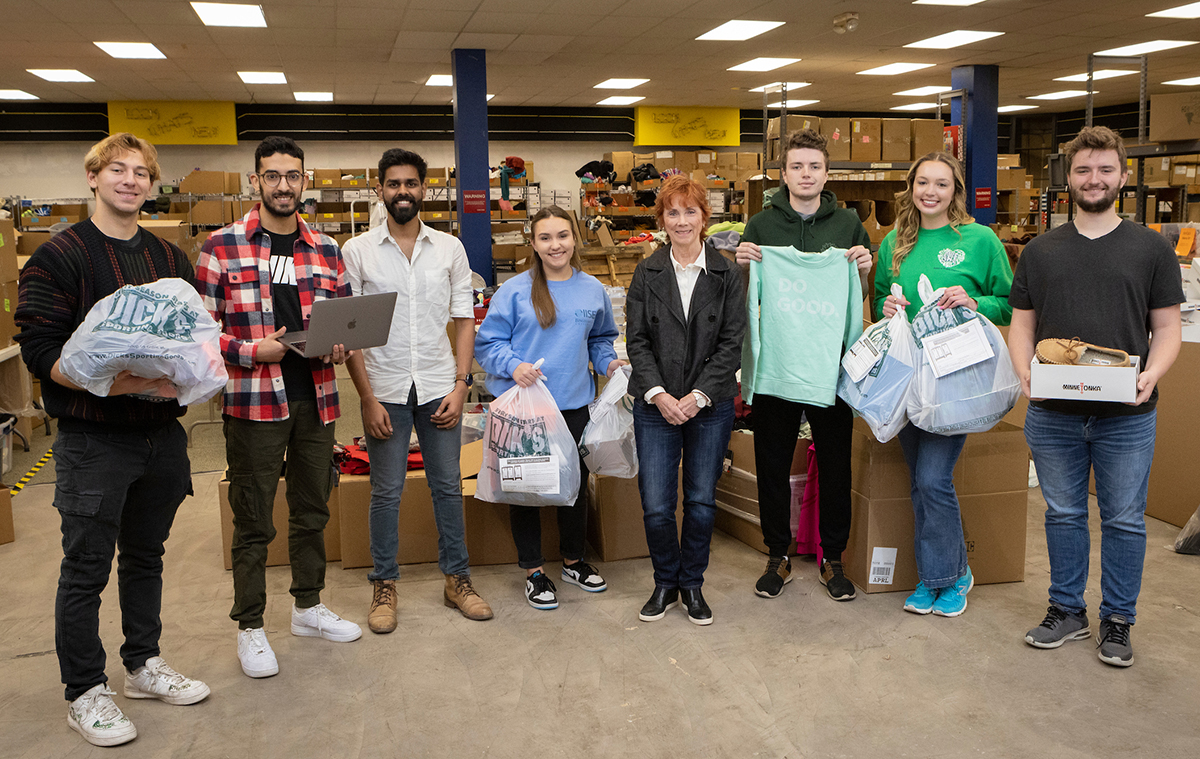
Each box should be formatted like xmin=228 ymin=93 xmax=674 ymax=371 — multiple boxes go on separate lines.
xmin=906 ymin=274 xmax=1019 ymax=435
xmin=58 ymin=278 xmax=227 ymax=406
xmin=837 ymin=284 xmax=916 ymax=443
xmin=476 ymin=359 xmax=581 ymax=507
xmin=579 ymin=364 xmax=638 ymax=478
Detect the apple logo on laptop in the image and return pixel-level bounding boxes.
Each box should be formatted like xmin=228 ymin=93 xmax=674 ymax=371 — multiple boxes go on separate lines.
xmin=347 ymin=319 xmax=356 ymax=330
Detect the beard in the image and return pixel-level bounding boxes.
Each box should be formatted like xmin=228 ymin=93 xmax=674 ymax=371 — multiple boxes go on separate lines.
xmin=259 ymin=188 xmax=299 ymax=218
xmin=386 ymin=193 xmax=422 ymax=225
xmin=1071 ymin=182 xmax=1120 ymax=214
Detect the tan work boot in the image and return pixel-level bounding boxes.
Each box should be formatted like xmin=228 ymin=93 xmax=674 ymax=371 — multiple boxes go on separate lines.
xmin=443 ymin=574 xmax=494 ymax=621
xmin=368 ymin=580 xmax=397 ymax=634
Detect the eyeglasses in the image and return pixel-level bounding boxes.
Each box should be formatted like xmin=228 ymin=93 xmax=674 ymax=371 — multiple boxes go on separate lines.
xmin=258 ymin=171 xmax=304 ymax=186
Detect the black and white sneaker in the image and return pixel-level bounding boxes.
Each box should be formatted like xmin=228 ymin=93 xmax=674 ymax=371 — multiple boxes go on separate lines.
xmin=1097 ymin=615 xmax=1134 ymax=667
xmin=561 ymin=561 xmax=607 ymax=592
xmin=525 ymin=571 xmax=558 ymax=610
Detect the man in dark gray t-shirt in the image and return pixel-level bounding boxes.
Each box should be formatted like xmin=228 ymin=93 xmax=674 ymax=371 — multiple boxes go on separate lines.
xmin=1008 ymin=126 xmax=1184 ymax=669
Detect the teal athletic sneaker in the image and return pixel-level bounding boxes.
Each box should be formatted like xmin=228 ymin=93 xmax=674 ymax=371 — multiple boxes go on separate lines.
xmin=903 ymin=581 xmax=937 ymax=614
xmin=931 ymin=567 xmax=974 ymax=617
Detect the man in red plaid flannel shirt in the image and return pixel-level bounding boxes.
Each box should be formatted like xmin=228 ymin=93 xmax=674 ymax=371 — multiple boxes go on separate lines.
xmin=195 ymin=137 xmax=361 ymax=680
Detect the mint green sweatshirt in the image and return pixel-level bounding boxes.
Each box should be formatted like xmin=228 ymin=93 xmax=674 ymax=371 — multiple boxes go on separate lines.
xmin=742 ymin=246 xmax=864 ymax=407
xmin=873 ymin=223 xmax=1013 ymax=325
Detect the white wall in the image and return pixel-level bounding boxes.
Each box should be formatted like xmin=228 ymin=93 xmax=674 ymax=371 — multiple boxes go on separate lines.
xmin=0 ymin=140 xmax=646 ymax=208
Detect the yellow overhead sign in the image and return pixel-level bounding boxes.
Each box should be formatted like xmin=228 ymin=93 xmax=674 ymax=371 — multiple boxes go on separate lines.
xmin=634 ymin=106 xmax=740 ymax=147
xmin=107 ymin=101 xmax=237 ymax=145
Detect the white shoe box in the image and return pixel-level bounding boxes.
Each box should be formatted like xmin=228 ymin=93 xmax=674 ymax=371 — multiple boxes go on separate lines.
xmin=1029 ymin=355 xmax=1140 ymax=403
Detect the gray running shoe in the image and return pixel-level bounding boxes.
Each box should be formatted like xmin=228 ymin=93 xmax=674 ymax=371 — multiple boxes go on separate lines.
xmin=1025 ymin=605 xmax=1090 ymax=649
xmin=1097 ymin=615 xmax=1134 ymax=667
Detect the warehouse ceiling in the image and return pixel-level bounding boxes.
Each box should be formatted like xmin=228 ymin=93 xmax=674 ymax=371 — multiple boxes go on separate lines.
xmin=2 ymin=0 xmax=1199 ymax=114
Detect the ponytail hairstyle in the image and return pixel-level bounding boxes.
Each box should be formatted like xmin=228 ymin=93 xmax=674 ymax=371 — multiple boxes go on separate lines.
xmin=890 ymin=152 xmax=974 ymax=276
xmin=527 ymin=205 xmax=584 ymax=329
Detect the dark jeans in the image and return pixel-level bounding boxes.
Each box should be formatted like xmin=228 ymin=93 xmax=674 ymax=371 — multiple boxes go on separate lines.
xmin=633 ymin=397 xmax=736 ymax=590
xmin=510 ymin=406 xmax=590 ymax=569
xmin=53 ymin=422 xmax=192 ymax=701
xmin=224 ymin=400 xmax=336 ymax=629
xmin=752 ymin=394 xmax=853 ymax=561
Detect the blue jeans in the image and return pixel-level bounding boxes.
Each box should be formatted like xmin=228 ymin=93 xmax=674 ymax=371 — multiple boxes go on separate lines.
xmin=365 ymin=389 xmax=468 ymax=579
xmin=633 ymin=398 xmax=735 ymax=590
xmin=897 ymin=424 xmax=969 ymax=589
xmin=1024 ymin=406 xmax=1156 ymax=624
xmin=52 ymin=423 xmax=192 ymax=701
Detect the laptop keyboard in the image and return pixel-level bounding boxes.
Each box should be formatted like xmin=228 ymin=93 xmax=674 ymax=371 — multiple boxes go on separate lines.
xmin=290 ymin=340 xmax=307 ymax=352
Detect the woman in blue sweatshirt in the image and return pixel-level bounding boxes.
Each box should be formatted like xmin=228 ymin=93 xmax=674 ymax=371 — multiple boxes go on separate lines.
xmin=475 ymin=205 xmax=625 ymax=610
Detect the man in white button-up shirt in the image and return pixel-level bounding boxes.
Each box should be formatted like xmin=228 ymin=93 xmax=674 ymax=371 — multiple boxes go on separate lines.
xmin=343 ymin=148 xmax=493 ymax=632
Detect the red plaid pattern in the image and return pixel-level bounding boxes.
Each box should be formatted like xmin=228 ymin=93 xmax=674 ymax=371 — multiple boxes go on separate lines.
xmin=195 ymin=204 xmax=348 ymax=424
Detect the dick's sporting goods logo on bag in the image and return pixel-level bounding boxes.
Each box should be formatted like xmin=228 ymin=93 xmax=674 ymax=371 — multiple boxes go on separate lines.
xmin=488 ymin=409 xmax=549 ymax=457
xmin=1064 ymin=382 xmax=1103 ymax=393
xmin=937 ymin=248 xmax=966 ymax=268
xmin=94 ymin=286 xmax=198 ymax=342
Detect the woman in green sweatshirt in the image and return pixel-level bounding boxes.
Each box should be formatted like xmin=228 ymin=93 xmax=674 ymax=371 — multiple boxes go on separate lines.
xmin=874 ymin=152 xmax=1013 ymax=618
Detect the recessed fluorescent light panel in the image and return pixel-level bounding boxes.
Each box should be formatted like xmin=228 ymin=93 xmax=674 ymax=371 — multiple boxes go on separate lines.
xmin=890 ymin=102 xmax=939 ymax=111
xmin=94 ymin=42 xmax=165 ymax=59
xmin=998 ymin=105 xmax=1038 ymax=112
xmin=1148 ymin=3 xmax=1200 ymax=18
xmin=293 ymin=91 xmax=332 ymax=101
xmin=728 ymin=58 xmax=800 ymax=72
xmin=913 ymin=0 xmax=986 ymax=5
xmin=1095 ymin=40 xmax=1197 ymax=56
xmin=190 ymin=2 xmax=266 ymax=27
xmin=857 ymin=63 xmax=934 ymax=76
xmin=0 ymin=90 xmax=38 ymax=100
xmin=238 ymin=71 xmax=287 ymax=84
xmin=894 ymin=85 xmax=952 ymax=96
xmin=425 ymin=75 xmax=453 ymax=86
xmin=597 ymin=96 xmax=644 ymax=105
xmin=1055 ymin=70 xmax=1138 ymax=82
xmin=594 ymin=78 xmax=649 ymax=89
xmin=905 ymin=30 xmax=1003 ymax=49
xmin=1028 ymin=90 xmax=1092 ymax=100
xmin=697 ymin=20 xmax=785 ymax=41
xmin=27 ymin=69 xmax=93 ymax=82
xmin=1165 ymin=75 xmax=1200 ymax=85
xmin=767 ymin=99 xmax=819 ymax=108
xmin=750 ymin=81 xmax=810 ymax=93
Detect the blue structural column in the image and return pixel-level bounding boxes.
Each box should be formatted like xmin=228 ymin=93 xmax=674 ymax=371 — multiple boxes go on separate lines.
xmin=452 ymin=48 xmax=492 ymax=285
xmin=950 ymin=65 xmax=998 ymax=226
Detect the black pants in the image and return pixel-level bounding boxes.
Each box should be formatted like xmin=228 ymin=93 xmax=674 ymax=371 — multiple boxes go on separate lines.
xmin=53 ymin=423 xmax=192 ymax=701
xmin=510 ymin=406 xmax=590 ymax=569
xmin=752 ymin=394 xmax=853 ymax=560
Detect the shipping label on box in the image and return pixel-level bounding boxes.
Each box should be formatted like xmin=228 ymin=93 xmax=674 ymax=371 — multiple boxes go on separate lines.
xmin=1029 ymin=355 xmax=1140 ymax=403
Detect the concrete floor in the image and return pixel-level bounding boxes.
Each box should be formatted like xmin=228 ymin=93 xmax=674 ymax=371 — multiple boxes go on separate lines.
xmin=2 ymin=473 xmax=1199 ymax=759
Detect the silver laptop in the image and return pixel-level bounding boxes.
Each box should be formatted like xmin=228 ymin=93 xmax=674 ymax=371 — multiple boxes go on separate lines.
xmin=282 ymin=292 xmax=398 ymax=357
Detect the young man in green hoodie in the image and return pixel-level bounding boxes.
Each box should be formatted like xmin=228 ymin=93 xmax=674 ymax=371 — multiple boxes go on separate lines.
xmin=736 ymin=128 xmax=872 ymax=602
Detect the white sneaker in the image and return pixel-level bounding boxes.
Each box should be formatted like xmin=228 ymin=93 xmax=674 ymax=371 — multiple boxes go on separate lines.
xmin=237 ymin=627 xmax=279 ymax=678
xmin=124 ymin=656 xmax=211 ymax=705
xmin=67 ymin=684 xmax=137 ymax=747
xmin=291 ymin=603 xmax=362 ymax=642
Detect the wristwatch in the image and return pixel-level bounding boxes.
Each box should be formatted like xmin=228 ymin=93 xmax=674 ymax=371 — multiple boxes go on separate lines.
xmin=456 ymin=373 xmax=474 ymax=387
xmin=692 ymin=390 xmax=708 ymax=409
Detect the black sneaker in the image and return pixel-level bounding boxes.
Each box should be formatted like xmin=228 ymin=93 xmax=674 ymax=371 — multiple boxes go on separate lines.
xmin=1097 ymin=615 xmax=1134 ymax=667
xmin=525 ymin=571 xmax=558 ymax=610
xmin=754 ymin=555 xmax=792 ymax=598
xmin=1024 ymin=605 xmax=1090 ymax=649
xmin=680 ymin=588 xmax=713 ymax=626
xmin=638 ymin=587 xmax=679 ymax=622
xmin=819 ymin=559 xmax=856 ymax=601
xmin=562 ymin=561 xmax=607 ymax=592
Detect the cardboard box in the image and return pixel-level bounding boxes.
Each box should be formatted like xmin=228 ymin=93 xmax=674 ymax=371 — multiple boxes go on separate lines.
xmin=696 ymin=150 xmax=718 ymax=168
xmin=587 ymin=473 xmax=684 ymax=561
xmin=218 ymin=476 xmax=341 ymax=571
xmin=179 ymin=170 xmax=226 ymax=196
xmin=171 ymin=200 xmax=226 ymax=226
xmin=1151 ymin=91 xmax=1200 ymax=143
xmin=424 ymin=168 xmax=449 ymax=186
xmin=0 ymin=485 xmax=12 ymax=545
xmin=880 ymin=119 xmax=912 ymax=162
xmin=1 ymin=280 xmax=19 ymax=347
xmin=312 ymin=169 xmax=342 ymax=189
xmin=851 ymin=119 xmax=882 ymax=162
xmin=460 ymin=481 xmax=562 ymax=566
xmin=997 ymin=154 xmax=1022 ymax=168
xmin=821 ymin=117 xmax=851 ymax=162
xmin=1146 ymin=341 xmax=1200 ymax=526
xmin=0 ymin=220 xmax=17 ymax=283
xmin=911 ymin=119 xmax=946 ymax=159
xmin=673 ymin=151 xmax=699 ymax=174
xmin=224 ymin=172 xmax=242 ymax=194
xmin=1141 ymin=156 xmax=1173 ymax=187
xmin=604 ymin=151 xmax=635 ymax=183
xmin=16 ymin=230 xmax=53 ymax=257
xmin=1171 ymin=161 xmax=1199 ymax=187
xmin=1029 ymin=355 xmax=1139 ymax=403
xmin=842 ymin=419 xmax=1029 ymax=593
xmin=714 ymin=470 xmax=803 ymax=556
xmin=341 ymin=169 xmax=369 ymax=188
xmin=997 ymin=168 xmax=1033 ymax=191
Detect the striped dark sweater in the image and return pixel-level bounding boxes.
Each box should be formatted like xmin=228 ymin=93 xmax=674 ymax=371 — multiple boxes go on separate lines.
xmin=15 ymin=219 xmax=197 ymax=432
